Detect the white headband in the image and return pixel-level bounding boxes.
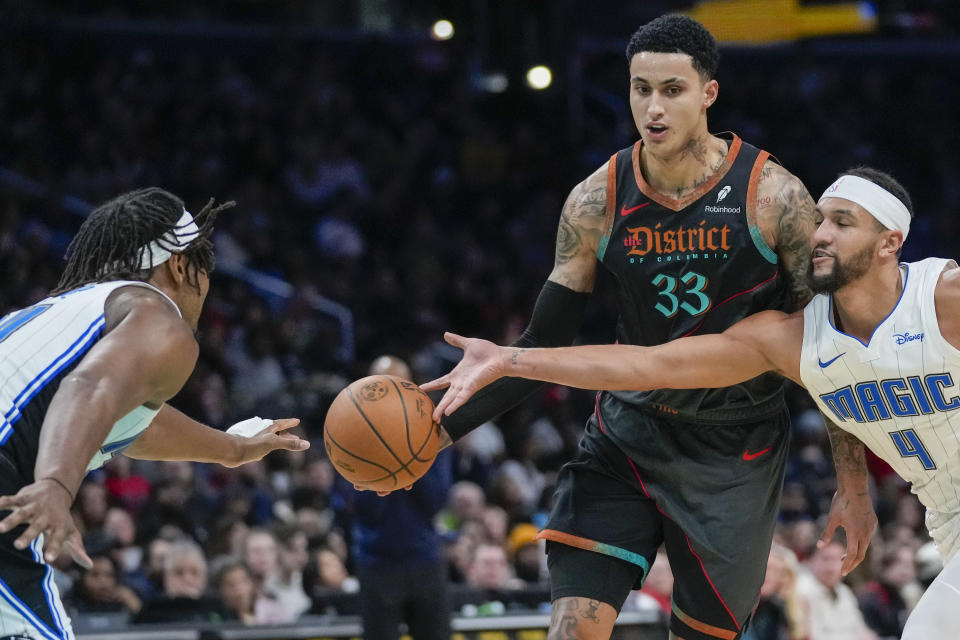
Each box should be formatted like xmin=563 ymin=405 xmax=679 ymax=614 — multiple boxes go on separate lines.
xmin=135 ymin=208 xmax=200 ymax=270
xmin=819 ymin=175 xmax=911 ymax=241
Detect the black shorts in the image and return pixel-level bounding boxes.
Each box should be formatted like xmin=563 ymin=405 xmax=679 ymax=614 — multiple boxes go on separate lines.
xmin=0 ymin=453 xmax=73 ymax=640
xmin=538 ymin=394 xmax=789 ymax=640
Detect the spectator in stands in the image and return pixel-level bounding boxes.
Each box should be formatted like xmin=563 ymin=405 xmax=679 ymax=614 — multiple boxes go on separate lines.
xmin=211 ymin=556 xmax=257 ymax=625
xmin=797 ymin=540 xmax=876 ymax=640
xmin=466 ymin=543 xmax=519 ymax=591
xmin=437 ymin=481 xmax=486 ymax=536
xmin=65 ymin=553 xmax=142 ymax=617
xmin=350 ymin=354 xmax=453 ymax=640
xmin=507 ymin=523 xmax=545 ymax=584
xmin=134 ymin=540 xmax=225 ymax=624
xmin=858 ymin=543 xmax=918 ymax=639
xmin=241 ymin=527 xmax=292 ymax=623
xmin=306 ymin=547 xmax=359 ymax=593
xmin=743 ymin=544 xmax=805 ymax=640
xmin=267 ymin=524 xmax=312 ymax=620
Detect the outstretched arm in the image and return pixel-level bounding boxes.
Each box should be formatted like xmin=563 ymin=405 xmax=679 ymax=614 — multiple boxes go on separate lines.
xmin=423 ymin=310 xmax=803 ymax=421
xmin=436 ymin=162 xmax=607 ymax=441
xmin=124 ymin=405 xmax=308 ymax=466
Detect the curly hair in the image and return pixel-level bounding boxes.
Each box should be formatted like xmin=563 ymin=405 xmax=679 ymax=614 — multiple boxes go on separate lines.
xmin=625 ymin=14 xmax=719 ymax=80
xmin=53 ymin=187 xmax=234 ymax=295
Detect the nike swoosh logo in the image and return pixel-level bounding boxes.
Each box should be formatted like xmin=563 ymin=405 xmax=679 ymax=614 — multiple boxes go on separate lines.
xmin=818 ymin=353 xmax=846 ymax=368
xmin=742 ymin=447 xmax=772 ymax=461
xmin=621 ymin=202 xmax=650 ymax=216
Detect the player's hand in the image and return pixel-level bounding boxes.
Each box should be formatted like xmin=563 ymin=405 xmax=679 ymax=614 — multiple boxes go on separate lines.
xmin=0 ymin=479 xmax=92 ymax=569
xmin=817 ymin=488 xmax=878 ymax=576
xmin=229 ymin=418 xmax=310 ymax=467
xmin=420 ymin=332 xmax=508 ymax=421
xmin=352 ymin=483 xmax=414 ymax=497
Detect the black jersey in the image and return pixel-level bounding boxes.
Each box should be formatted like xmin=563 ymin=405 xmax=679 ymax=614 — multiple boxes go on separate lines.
xmin=597 ymin=133 xmax=789 ymax=423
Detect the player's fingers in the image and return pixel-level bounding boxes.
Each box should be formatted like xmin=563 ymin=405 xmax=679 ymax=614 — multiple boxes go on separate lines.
xmin=443 ymin=386 xmax=474 ymax=416
xmin=0 ymin=507 xmax=28 ymax=535
xmin=433 ymin=389 xmax=456 ymax=422
xmin=841 ymin=538 xmax=860 ymax=576
xmin=274 ymin=435 xmax=310 ymax=451
xmin=14 ymin=521 xmax=44 ymax=551
xmin=0 ymin=495 xmax=23 ymax=511
xmin=419 ymin=376 xmax=450 ymax=392
xmin=443 ymin=332 xmax=467 ymax=349
xmin=65 ymin=532 xmax=92 ymax=570
xmin=42 ymin=526 xmax=68 ymax=563
xmin=816 ymin=519 xmax=839 ymax=549
xmin=269 ymin=418 xmax=300 ymax=433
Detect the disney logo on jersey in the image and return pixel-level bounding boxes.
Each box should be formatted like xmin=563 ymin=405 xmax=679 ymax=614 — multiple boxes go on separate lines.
xmin=624 ymin=220 xmax=731 ymax=259
xmin=894 ymin=331 xmax=924 ymax=345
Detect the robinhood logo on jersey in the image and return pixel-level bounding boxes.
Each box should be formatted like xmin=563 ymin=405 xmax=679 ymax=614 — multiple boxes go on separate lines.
xmin=624 ymin=220 xmax=731 ymax=263
xmin=703 ymin=185 xmax=741 ymax=214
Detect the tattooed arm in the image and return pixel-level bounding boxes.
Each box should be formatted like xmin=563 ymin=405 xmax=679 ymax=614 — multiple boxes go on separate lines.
xmin=817 ymin=417 xmax=878 ymax=575
xmin=754 ymin=161 xmax=817 ymax=311
xmin=756 ymin=164 xmax=877 ymax=570
xmin=547 ymin=162 xmax=608 ymax=291
xmin=433 ymin=163 xmax=607 ymax=445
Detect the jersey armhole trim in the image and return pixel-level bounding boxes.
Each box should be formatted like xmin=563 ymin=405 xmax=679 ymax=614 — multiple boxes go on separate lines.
xmin=745 ymin=151 xmax=778 ymax=265
xmin=922 ymin=259 xmax=960 ymax=360
xmin=597 ymin=152 xmax=618 ymax=262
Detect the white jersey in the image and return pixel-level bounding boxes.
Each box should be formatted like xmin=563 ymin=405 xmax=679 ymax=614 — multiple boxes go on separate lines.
xmin=800 ymin=258 xmax=960 ymax=557
xmin=0 ymin=280 xmax=178 ymax=476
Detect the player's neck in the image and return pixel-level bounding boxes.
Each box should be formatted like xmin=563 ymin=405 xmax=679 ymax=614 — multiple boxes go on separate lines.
xmin=640 ymin=130 xmax=726 ymax=199
xmin=831 ymin=263 xmax=904 ymax=343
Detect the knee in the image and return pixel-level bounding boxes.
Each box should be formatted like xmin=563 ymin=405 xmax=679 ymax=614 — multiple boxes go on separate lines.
xmin=548 ymin=597 xmax=618 ymax=640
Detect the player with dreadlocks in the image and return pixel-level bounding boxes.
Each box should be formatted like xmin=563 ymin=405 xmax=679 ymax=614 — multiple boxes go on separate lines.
xmin=0 ymin=187 xmax=309 ymax=640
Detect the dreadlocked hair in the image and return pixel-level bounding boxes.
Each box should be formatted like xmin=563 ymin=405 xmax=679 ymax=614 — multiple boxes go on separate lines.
xmin=52 ymin=187 xmax=235 ymax=295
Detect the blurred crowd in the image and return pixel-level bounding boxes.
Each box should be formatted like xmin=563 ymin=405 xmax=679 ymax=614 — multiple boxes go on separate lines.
xmin=2 ymin=15 xmax=959 ymax=639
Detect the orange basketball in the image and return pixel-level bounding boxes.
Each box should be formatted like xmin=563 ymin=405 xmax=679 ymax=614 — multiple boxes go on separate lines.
xmin=323 ymin=375 xmax=441 ymax=492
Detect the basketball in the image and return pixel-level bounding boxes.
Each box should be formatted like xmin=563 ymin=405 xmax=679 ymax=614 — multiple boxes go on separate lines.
xmin=323 ymin=374 xmax=442 ymax=492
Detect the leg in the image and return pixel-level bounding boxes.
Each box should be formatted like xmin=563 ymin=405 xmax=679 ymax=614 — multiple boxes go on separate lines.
xmin=358 ymin=564 xmax=403 ymax=640
xmin=538 ymin=415 xmax=665 ymax=640
xmin=547 ymin=543 xmax=649 ymax=640
xmin=654 ymin=412 xmax=791 ymax=640
xmin=403 ymin=562 xmax=450 ymax=640
xmin=901 ymin=549 xmax=960 ymax=640
xmin=547 ymin=597 xmax=618 ymax=640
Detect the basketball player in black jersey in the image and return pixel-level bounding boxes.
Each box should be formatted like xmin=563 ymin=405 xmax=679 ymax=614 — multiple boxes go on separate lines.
xmin=416 ymin=14 xmax=877 ymax=640
xmin=0 ymin=188 xmax=308 ymax=639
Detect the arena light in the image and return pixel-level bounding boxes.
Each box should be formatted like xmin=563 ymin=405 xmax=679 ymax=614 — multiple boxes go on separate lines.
xmin=431 ymin=19 xmax=454 ymax=41
xmin=526 ymin=65 xmax=552 ymax=90
xmin=482 ymin=72 xmax=509 ymax=93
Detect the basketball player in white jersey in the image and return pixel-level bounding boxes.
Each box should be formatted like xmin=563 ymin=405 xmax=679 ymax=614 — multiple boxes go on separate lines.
xmin=424 ymin=167 xmax=959 ymax=638
xmin=0 ymin=188 xmax=309 ymax=640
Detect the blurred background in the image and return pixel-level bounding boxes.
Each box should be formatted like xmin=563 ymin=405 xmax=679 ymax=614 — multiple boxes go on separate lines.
xmin=2 ymin=1 xmax=959 ymax=638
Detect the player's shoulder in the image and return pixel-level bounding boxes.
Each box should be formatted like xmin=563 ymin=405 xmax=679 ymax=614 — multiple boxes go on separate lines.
xmin=104 ymin=283 xmax=190 ymax=341
xmin=934 ymin=258 xmax=960 ymax=304
xmin=756 ymin=160 xmax=806 ymax=200
xmin=727 ymin=309 xmax=802 ymax=342
xmin=561 ymin=160 xmax=610 ymax=222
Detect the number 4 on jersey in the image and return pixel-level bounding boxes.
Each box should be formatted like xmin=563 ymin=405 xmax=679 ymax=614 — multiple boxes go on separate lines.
xmin=890 ymin=428 xmax=937 ymax=470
